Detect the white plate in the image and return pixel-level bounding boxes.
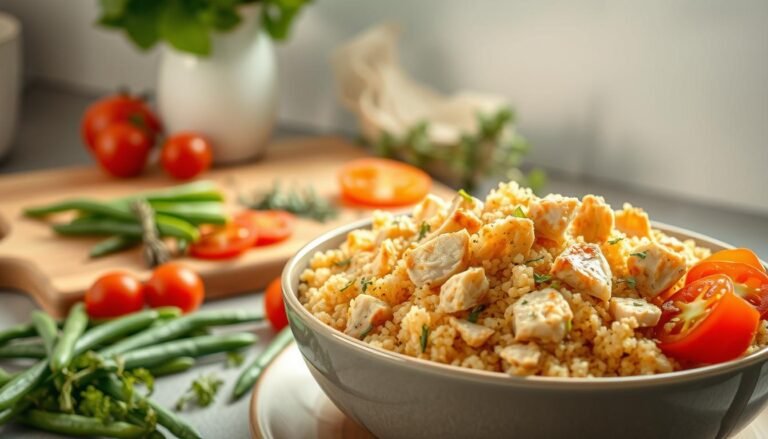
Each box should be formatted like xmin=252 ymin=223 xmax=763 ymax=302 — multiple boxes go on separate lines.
xmin=250 ymin=343 xmax=768 ymax=439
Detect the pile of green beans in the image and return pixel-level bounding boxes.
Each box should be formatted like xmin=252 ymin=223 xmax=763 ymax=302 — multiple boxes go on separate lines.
xmin=0 ymin=304 xmax=267 ymax=438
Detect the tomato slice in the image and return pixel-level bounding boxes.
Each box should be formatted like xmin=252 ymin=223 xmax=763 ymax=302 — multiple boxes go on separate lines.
xmin=699 ymin=248 xmax=765 ymax=273
xmin=236 ymin=210 xmax=296 ymax=246
xmin=685 ymin=260 xmax=768 ymax=318
xmin=339 ymin=158 xmax=431 ymax=207
xmin=189 ymin=217 xmax=258 ymax=260
xmin=264 ymin=277 xmax=288 ymax=330
xmin=656 ymin=274 xmax=759 ymax=364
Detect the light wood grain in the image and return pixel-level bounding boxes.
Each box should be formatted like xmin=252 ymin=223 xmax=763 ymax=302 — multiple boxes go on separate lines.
xmin=0 ymin=136 xmax=454 ymax=317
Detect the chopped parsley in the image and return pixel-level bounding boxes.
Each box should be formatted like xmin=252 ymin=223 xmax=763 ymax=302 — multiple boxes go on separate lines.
xmin=226 ymin=351 xmax=245 ymax=368
xmin=360 ymin=277 xmax=373 ymax=294
xmin=525 ymin=256 xmax=544 ymax=264
xmin=630 ymin=251 xmax=647 ymax=260
xmin=334 ymin=258 xmax=352 ymax=267
xmin=617 ymin=277 xmax=637 ymax=289
xmin=534 ymin=273 xmax=552 ymax=284
xmin=458 ymin=189 xmax=473 ymax=202
xmin=340 ymin=280 xmax=354 ymax=292
xmin=566 ymin=319 xmax=572 ymax=333
xmin=418 ymin=222 xmax=431 ymax=241
xmin=175 ymin=374 xmax=223 ymax=411
xmin=513 ymin=206 xmax=527 ymax=219
xmin=420 ymin=325 xmax=430 ymax=353
xmin=467 ymin=304 xmax=486 ymax=323
xmin=521 ymin=300 xmax=529 ymax=305
xmin=608 ymin=237 xmax=624 ymax=245
xmin=550 ymin=280 xmax=561 ymax=290
xmin=633 ymin=301 xmax=644 ymax=307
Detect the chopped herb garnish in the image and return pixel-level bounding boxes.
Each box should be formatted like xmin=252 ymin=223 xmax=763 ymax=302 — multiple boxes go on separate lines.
xmin=418 ymin=222 xmax=431 ymax=241
xmin=360 ymin=277 xmax=373 ymax=294
xmin=340 ymin=280 xmax=354 ymax=292
xmin=521 ymin=300 xmax=529 ymax=305
xmin=420 ymin=325 xmax=430 ymax=353
xmin=550 ymin=280 xmax=561 ymax=290
xmin=458 ymin=189 xmax=473 ymax=202
xmin=566 ymin=319 xmax=572 ymax=332
xmin=630 ymin=251 xmax=647 ymax=260
xmin=226 ymin=351 xmax=245 ymax=368
xmin=617 ymin=277 xmax=637 ymax=289
xmin=534 ymin=273 xmax=552 ymax=284
xmin=608 ymin=237 xmax=624 ymax=245
xmin=467 ymin=305 xmax=486 ymax=323
xmin=525 ymin=256 xmax=544 ymax=264
xmin=633 ymin=302 xmax=644 ymax=307
xmin=513 ymin=206 xmax=527 ymax=218
xmin=334 ymin=258 xmax=352 ymax=267
xmin=244 ymin=182 xmax=338 ymax=222
xmin=175 ymin=373 xmax=223 ymax=411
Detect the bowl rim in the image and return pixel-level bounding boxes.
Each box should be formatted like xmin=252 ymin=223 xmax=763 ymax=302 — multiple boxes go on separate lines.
xmin=282 ymin=216 xmax=768 ymax=390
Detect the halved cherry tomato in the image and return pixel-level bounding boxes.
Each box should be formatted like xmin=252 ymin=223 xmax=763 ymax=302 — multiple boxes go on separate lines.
xmin=698 ymin=248 xmax=765 ymax=273
xmin=686 ymin=260 xmax=768 ymax=318
xmin=145 ymin=263 xmax=205 ymax=314
xmin=339 ymin=158 xmax=431 ymax=207
xmin=656 ymin=274 xmax=759 ymax=364
xmin=236 ymin=210 xmax=296 ymax=246
xmin=85 ymin=272 xmax=145 ymax=318
xmin=264 ymin=277 xmax=288 ymax=330
xmin=189 ymin=216 xmax=258 ymax=260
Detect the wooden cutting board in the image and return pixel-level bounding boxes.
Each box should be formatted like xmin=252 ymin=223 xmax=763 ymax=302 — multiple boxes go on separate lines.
xmin=0 ymin=136 xmax=454 ymax=317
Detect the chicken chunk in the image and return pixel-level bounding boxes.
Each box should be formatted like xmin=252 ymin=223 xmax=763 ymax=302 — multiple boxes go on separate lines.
xmin=528 ymin=195 xmax=580 ymax=244
xmin=513 ymin=288 xmax=573 ymax=344
xmin=438 ymin=267 xmax=489 ymax=313
xmin=615 ymin=203 xmax=652 ymax=238
xmin=498 ymin=343 xmax=542 ymax=376
xmin=345 ymin=294 xmax=392 ymax=339
xmin=570 ymin=195 xmax=614 ymax=243
xmin=450 ymin=318 xmax=495 ymax=347
xmin=627 ymin=242 xmax=687 ymax=299
xmin=412 ymin=194 xmax=448 ymax=224
xmin=609 ymin=297 xmax=661 ymax=327
xmin=472 ymin=216 xmax=535 ymax=262
xmin=551 ymin=243 xmax=613 ymax=302
xmin=429 ymin=194 xmax=484 ymax=237
xmin=405 ymin=230 xmax=470 ymax=288
xmin=368 ymin=239 xmax=398 ymax=277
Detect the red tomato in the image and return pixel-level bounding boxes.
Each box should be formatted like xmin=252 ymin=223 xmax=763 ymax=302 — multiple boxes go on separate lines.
xmin=81 ymin=94 xmax=161 ymax=151
xmin=189 ymin=216 xmax=258 ymax=260
xmin=685 ymin=260 xmax=768 ymax=318
xmin=699 ymin=248 xmax=765 ymax=273
xmin=339 ymin=158 xmax=431 ymax=207
xmin=656 ymin=274 xmax=759 ymax=364
xmin=145 ymin=263 xmax=205 ymax=314
xmin=264 ymin=277 xmax=288 ymax=330
xmin=236 ymin=210 xmax=296 ymax=246
xmin=92 ymin=122 xmax=152 ymax=178
xmin=160 ymin=133 xmax=213 ymax=180
xmin=85 ymin=272 xmax=145 ymax=318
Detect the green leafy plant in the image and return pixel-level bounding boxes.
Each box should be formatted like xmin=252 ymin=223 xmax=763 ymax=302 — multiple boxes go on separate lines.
xmin=96 ymin=0 xmax=311 ymax=56
xmin=373 ymin=107 xmax=545 ymax=193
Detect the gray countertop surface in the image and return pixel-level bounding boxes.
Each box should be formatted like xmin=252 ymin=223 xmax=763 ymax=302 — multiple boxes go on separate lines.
xmin=1 ymin=83 xmax=767 ymax=438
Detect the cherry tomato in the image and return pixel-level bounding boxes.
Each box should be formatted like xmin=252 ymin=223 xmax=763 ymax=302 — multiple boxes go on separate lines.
xmin=161 ymin=133 xmax=213 ymax=180
xmin=92 ymin=122 xmax=152 ymax=178
xmin=236 ymin=210 xmax=296 ymax=246
xmin=265 ymin=277 xmax=288 ymax=330
xmin=685 ymin=260 xmax=768 ymax=318
xmin=656 ymin=274 xmax=759 ymax=364
xmin=145 ymin=263 xmax=205 ymax=314
xmin=81 ymin=94 xmax=161 ymax=151
xmin=189 ymin=216 xmax=258 ymax=260
xmin=339 ymin=158 xmax=431 ymax=207
xmin=85 ymin=272 xmax=145 ymax=318
xmin=698 ymin=248 xmax=765 ymax=273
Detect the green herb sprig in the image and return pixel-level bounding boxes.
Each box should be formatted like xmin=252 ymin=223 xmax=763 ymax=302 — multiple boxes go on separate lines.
xmin=420 ymin=325 xmax=430 ymax=353
xmin=242 ymin=182 xmax=338 ymax=223
xmin=174 ymin=374 xmax=223 ymax=411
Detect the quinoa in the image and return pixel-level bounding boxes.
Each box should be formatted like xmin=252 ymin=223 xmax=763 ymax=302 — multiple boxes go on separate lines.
xmin=298 ymin=182 xmax=764 ymax=377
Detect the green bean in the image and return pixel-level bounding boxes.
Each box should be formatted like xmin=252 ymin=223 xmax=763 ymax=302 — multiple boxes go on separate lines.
xmin=90 ymin=235 xmax=140 ymax=258
xmin=0 ymin=361 xmax=48 ymax=411
xmin=100 ymin=309 xmax=264 ymax=357
xmin=23 ymin=199 xmax=135 ymax=220
xmin=100 ymin=375 xmax=202 ymax=439
xmin=129 ymin=180 xmax=224 ymax=203
xmin=148 ymin=201 xmax=228 ymax=225
xmin=53 ymin=214 xmax=199 ymax=242
xmin=50 ymin=303 xmax=89 ymax=373
xmin=19 ymin=409 xmax=147 ymax=439
xmin=0 ymin=323 xmax=36 ymax=346
xmin=232 ymin=327 xmax=293 ymax=400
xmin=121 ymin=333 xmax=257 ymax=369
xmin=0 ymin=342 xmax=47 ymax=359
xmin=147 ymin=357 xmax=195 ymax=377
xmin=0 ymin=367 xmax=14 ymax=387
xmin=31 ymin=310 xmax=59 ymax=355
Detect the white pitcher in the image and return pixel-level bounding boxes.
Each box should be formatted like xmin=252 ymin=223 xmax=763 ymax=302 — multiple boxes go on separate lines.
xmin=0 ymin=12 xmax=21 ymax=161
xmin=157 ymin=5 xmax=277 ymax=165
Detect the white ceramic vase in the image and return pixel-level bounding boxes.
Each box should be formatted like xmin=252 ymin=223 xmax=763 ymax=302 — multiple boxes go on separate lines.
xmin=157 ymin=6 xmax=277 ymax=164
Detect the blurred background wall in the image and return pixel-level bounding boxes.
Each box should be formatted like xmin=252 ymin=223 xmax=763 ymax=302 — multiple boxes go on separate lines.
xmin=1 ymin=0 xmax=766 ymax=214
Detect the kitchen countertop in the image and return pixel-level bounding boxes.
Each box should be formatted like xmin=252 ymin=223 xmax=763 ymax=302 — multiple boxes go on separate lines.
xmin=1 ymin=83 xmax=767 ymax=438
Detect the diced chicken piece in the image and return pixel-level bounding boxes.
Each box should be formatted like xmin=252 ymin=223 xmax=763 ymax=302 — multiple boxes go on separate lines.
xmin=438 ymin=267 xmax=489 ymax=313
xmin=345 ymin=294 xmax=392 ymax=339
xmin=609 ymin=297 xmax=661 ymax=327
xmin=551 ymin=243 xmax=613 ymax=302
xmin=498 ymin=343 xmax=542 ymax=376
xmin=615 ymin=203 xmax=652 ymax=238
xmin=513 ymin=288 xmax=573 ymax=344
xmin=528 ymin=195 xmax=580 ymax=243
xmin=450 ymin=318 xmax=495 ymax=348
xmin=429 ymin=194 xmax=483 ymax=237
xmin=472 ymin=216 xmax=535 ymax=261
xmin=412 ymin=194 xmax=448 ymax=224
xmin=405 ymin=230 xmax=470 ymax=288
xmin=570 ymin=195 xmax=614 ymax=243
xmin=369 ymin=239 xmax=398 ymax=277
xmin=627 ymin=242 xmax=687 ymax=299
xmin=344 ymin=229 xmax=376 ymax=253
